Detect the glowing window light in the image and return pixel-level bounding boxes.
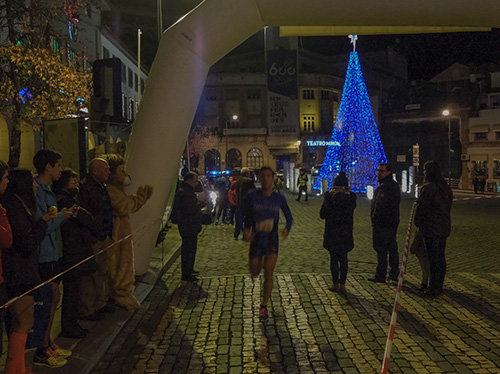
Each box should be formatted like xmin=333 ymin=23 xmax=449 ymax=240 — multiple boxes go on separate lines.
xmin=314 ymin=51 xmax=387 ymax=193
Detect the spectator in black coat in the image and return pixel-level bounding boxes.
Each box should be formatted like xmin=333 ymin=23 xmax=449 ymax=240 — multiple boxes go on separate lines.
xmin=171 ymin=172 xmax=204 ymax=282
xmin=414 ymin=161 xmax=453 ymax=298
xmin=320 ymin=172 xmax=356 ymax=294
xmin=369 ymin=163 xmax=401 ymax=283
xmin=1 ymin=169 xmax=56 ymax=373
xmin=53 ymin=169 xmax=98 ymax=338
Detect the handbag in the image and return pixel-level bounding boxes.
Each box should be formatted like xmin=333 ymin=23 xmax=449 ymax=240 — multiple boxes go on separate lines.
xmin=410 ymin=229 xmax=426 ymax=257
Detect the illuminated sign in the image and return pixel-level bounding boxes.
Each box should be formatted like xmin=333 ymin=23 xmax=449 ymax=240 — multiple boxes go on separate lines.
xmin=306 ymin=140 xmax=340 ymax=147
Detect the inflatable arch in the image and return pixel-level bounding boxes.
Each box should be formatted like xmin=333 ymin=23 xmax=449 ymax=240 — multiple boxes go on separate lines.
xmin=127 ymin=0 xmax=500 ymax=275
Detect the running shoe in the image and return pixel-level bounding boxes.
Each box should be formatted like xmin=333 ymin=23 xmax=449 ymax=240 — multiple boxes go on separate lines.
xmin=259 ymin=305 xmax=269 ymax=323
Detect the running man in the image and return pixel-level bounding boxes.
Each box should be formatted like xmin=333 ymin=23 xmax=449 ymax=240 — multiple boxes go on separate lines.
xmin=242 ymin=166 xmax=293 ymax=322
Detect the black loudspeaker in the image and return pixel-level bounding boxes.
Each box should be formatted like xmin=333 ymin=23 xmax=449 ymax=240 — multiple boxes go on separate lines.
xmin=90 ymin=58 xmax=123 ymax=132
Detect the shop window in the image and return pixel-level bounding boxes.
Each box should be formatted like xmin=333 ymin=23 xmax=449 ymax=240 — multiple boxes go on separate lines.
xmin=494 ymin=160 xmax=500 ymax=178
xmin=471 ymin=160 xmax=488 ymax=177
xmin=302 ymin=115 xmax=315 ymax=133
xmin=128 ymin=68 xmax=133 ymax=88
xmin=496 ymin=132 xmax=500 ymax=140
xmin=225 ymin=89 xmax=240 ymax=100
xmin=247 ymin=148 xmax=263 ymax=169
xmin=121 ymin=62 xmax=126 ymax=83
xmin=247 ymin=88 xmax=261 ymax=100
xmin=474 ymin=132 xmax=487 ymax=141
xmin=302 ymin=89 xmax=315 ymax=100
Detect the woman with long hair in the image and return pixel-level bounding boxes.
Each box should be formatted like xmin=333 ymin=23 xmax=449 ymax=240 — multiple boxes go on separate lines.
xmin=0 ymin=160 xmax=13 ymax=359
xmin=414 ymin=161 xmax=453 ymax=298
xmin=1 ymin=169 xmax=57 ymax=373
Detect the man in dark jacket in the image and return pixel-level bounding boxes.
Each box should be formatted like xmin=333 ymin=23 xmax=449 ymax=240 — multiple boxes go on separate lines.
xmin=233 ymin=168 xmax=255 ymax=240
xmin=78 ymin=158 xmax=115 ymax=320
xmin=370 ymin=163 xmax=401 ymax=283
xmin=172 ymin=172 xmax=204 ymax=282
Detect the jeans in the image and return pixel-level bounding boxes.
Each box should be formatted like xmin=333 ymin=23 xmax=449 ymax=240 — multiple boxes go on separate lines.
xmin=62 ymin=274 xmax=81 ymax=331
xmin=181 ymin=233 xmax=198 ymax=280
xmin=424 ymin=236 xmax=447 ymax=290
xmin=330 ymin=252 xmax=348 ymax=283
xmin=373 ymin=226 xmax=399 ymax=279
xmin=234 ymin=207 xmax=243 ymax=237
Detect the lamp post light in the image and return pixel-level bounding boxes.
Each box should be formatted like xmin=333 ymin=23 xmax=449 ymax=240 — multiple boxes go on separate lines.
xmin=225 ymin=115 xmax=238 ymax=171
xmin=443 ymin=109 xmax=451 ymax=185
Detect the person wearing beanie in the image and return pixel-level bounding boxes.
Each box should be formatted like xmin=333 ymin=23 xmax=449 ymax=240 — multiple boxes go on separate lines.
xmin=320 ymin=172 xmax=357 ymax=294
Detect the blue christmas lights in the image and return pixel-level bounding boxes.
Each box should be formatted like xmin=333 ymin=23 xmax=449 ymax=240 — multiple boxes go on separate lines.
xmin=314 ymin=52 xmax=387 ymax=193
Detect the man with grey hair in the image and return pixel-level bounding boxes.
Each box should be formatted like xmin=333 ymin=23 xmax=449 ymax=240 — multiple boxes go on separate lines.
xmin=78 ymin=158 xmax=116 ymax=319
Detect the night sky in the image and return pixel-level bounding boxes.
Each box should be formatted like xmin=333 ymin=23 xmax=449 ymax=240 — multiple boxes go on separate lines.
xmin=106 ymin=1 xmax=500 ymax=81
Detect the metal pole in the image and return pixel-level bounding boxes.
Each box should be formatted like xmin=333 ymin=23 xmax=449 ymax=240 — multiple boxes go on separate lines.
xmin=137 ymin=29 xmax=142 ymax=105
xmin=225 ymin=119 xmax=228 ymax=171
xmin=448 ymin=117 xmax=451 ymax=186
xmin=157 ymin=0 xmax=163 ymax=44
xmin=186 ymin=137 xmax=191 ymax=171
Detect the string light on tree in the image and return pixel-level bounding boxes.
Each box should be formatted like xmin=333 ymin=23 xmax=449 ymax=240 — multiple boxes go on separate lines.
xmin=314 ymin=36 xmax=387 ymax=193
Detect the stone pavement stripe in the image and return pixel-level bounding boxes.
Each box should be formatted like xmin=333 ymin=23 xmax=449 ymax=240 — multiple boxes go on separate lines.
xmin=443 ymin=277 xmax=500 ymax=321
xmin=458 ymin=273 xmax=500 ymax=299
xmin=275 ymin=274 xmax=327 ymax=373
xmin=347 ymin=276 xmax=441 ymax=374
xmin=389 ymin=275 xmax=500 ymax=370
xmin=455 ymin=273 xmax=500 ymax=310
xmin=406 ymin=274 xmax=500 ymax=353
xmin=305 ymin=274 xmax=388 ymax=373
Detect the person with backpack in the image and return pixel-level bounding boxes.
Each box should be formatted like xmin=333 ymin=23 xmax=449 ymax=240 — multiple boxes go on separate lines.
xmin=320 ymin=172 xmax=357 ymax=294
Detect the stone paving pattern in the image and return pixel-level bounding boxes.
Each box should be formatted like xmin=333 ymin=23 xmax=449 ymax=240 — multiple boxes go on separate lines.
xmin=93 ymin=192 xmax=500 ymax=374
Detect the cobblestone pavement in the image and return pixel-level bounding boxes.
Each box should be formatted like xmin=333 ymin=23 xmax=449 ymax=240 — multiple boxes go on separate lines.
xmin=93 ymin=192 xmax=500 ymax=374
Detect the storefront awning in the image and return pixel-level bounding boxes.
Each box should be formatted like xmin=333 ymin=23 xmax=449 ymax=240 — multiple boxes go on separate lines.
xmin=470 ymin=154 xmax=488 ymax=161
xmin=493 ymin=124 xmax=500 ymax=132
xmin=492 ymin=154 xmax=500 ymax=160
xmin=470 ymin=125 xmax=489 ymax=133
xmin=269 ymin=147 xmax=299 ymax=155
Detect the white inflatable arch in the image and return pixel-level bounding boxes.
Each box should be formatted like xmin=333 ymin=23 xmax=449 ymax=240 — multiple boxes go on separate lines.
xmin=127 ymin=0 xmax=500 ymax=275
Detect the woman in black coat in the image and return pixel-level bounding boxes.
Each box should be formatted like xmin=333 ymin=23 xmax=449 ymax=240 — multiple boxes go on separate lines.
xmin=320 ymin=172 xmax=357 ymax=294
xmin=414 ymin=161 xmax=453 ymax=298
xmin=1 ymin=169 xmax=56 ymax=374
xmin=53 ymin=169 xmax=97 ymax=338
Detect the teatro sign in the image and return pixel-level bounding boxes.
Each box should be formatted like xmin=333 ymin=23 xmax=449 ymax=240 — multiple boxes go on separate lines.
xmin=306 ymin=140 xmax=340 ymax=147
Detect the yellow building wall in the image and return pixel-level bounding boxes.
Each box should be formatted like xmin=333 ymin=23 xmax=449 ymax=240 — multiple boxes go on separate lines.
xmin=0 ymin=115 xmax=36 ymax=170
xmin=299 ymin=88 xmax=320 ymax=134
xmin=0 ymin=115 xmax=9 ymax=162
xmin=18 ymin=120 xmax=36 ymax=171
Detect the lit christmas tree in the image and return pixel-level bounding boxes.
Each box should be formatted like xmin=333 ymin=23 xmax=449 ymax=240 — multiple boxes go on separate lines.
xmin=314 ymin=45 xmax=387 ymax=193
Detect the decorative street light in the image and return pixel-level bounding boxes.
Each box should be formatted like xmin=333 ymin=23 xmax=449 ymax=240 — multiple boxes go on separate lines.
xmin=442 ymin=109 xmax=451 ymax=185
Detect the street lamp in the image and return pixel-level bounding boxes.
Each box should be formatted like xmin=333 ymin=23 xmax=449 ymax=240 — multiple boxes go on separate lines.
xmin=225 ymin=115 xmax=238 ymax=171
xmin=442 ymin=109 xmax=451 ymax=185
